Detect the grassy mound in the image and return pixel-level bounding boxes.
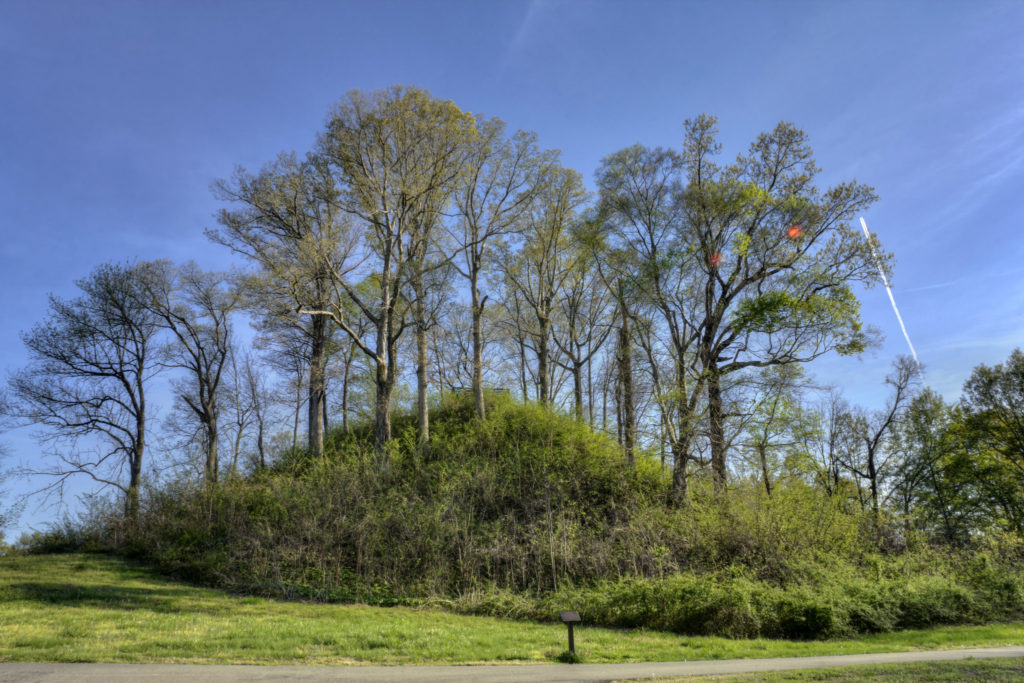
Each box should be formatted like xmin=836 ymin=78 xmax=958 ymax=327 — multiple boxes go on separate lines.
xmin=23 ymin=392 xmax=1024 ymax=639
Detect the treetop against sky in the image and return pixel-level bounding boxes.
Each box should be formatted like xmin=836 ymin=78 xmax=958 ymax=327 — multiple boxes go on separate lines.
xmin=1 ymin=0 xmax=1023 ymax=533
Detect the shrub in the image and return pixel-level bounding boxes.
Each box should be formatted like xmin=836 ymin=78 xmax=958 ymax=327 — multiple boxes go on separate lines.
xmin=26 ymin=391 xmax=1024 ymax=639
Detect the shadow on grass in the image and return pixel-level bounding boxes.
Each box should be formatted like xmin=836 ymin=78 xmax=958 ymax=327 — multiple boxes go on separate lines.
xmin=5 ymin=582 xmax=224 ymax=614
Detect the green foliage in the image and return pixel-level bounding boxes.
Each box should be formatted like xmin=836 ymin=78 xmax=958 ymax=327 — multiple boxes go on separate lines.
xmin=8 ymin=553 xmax=1024 ymax=666
xmin=23 ymin=392 xmax=1024 ymax=640
xmin=451 ymin=555 xmax=1024 ymax=640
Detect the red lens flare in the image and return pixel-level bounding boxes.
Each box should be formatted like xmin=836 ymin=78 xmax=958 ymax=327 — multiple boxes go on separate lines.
xmin=709 ymin=252 xmax=723 ymax=267
xmin=787 ymin=225 xmax=803 ymax=239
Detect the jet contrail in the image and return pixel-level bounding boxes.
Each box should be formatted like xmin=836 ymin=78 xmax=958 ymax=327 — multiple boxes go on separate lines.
xmin=860 ymin=217 xmax=919 ymax=364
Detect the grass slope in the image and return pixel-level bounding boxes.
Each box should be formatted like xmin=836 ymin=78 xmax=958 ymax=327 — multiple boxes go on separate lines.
xmin=630 ymin=656 xmax=1024 ymax=681
xmin=2 ymin=554 xmax=1024 ymax=665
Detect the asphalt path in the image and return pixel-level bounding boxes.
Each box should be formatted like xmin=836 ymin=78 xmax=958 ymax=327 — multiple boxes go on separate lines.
xmin=2 ymin=647 xmax=1023 ymax=682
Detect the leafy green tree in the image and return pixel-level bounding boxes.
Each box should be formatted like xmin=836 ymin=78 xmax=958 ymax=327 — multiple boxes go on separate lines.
xmin=451 ymin=119 xmax=552 ymax=419
xmin=317 ymin=85 xmax=477 ymax=453
xmin=499 ymin=164 xmax=589 ymax=406
xmin=736 ymin=365 xmax=816 ymax=497
xmin=596 ymin=143 xmax=699 ymax=493
xmin=958 ymin=349 xmax=1024 ymax=534
xmin=598 ymin=116 xmax=884 ymax=501
xmin=962 ymin=348 xmax=1024 ymax=480
xmin=210 ymin=153 xmax=351 ymax=463
xmin=890 ymin=389 xmax=978 ymax=544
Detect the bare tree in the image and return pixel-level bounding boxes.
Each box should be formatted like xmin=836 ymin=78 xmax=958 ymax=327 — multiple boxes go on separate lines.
xmin=253 ymin=318 xmax=311 ymax=456
xmin=551 ymin=241 xmax=615 ymax=422
xmin=221 ymin=347 xmax=277 ymax=473
xmin=840 ymin=356 xmax=922 ymax=529
xmin=802 ymin=388 xmax=853 ymax=496
xmin=5 ymin=262 xmax=161 ymax=520
xmin=142 ymin=261 xmax=239 ymax=484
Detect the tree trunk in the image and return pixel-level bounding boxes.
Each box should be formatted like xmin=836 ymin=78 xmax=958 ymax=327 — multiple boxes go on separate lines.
xmin=206 ymin=414 xmax=218 ymax=483
xmin=292 ymin=380 xmax=301 ymax=454
xmin=519 ymin=339 xmax=528 ymax=402
xmin=308 ymin=313 xmax=327 ymax=462
xmin=538 ymin=315 xmax=550 ymax=406
xmin=128 ymin=412 xmax=144 ymax=522
xmin=660 ymin=411 xmax=668 ymax=469
xmin=759 ymin=443 xmax=772 ymax=497
xmin=373 ymin=375 xmax=394 ymax=456
xmin=669 ymin=365 xmax=693 ymax=505
xmin=586 ymin=349 xmax=594 ymax=426
xmin=471 ymin=268 xmax=486 ymax=419
xmin=615 ymin=368 xmax=622 ymax=446
xmin=708 ymin=369 xmax=727 ymax=491
xmin=322 ymin=385 xmax=329 ymax=437
xmin=670 ymin=438 xmax=690 ymax=505
xmin=415 ymin=301 xmax=430 ymax=450
xmin=341 ymin=349 xmax=351 ymax=434
xmin=618 ymin=292 xmax=635 ymax=467
xmin=232 ymin=415 xmax=243 ymax=475
xmin=868 ymin=448 xmax=880 ymax=531
xmin=256 ymin=414 xmax=266 ymax=470
xmin=572 ymin=361 xmax=584 ymax=422
xmin=373 ymin=314 xmax=398 ymax=456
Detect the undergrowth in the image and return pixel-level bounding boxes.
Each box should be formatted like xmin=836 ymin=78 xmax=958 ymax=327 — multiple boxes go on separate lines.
xmin=21 ymin=392 xmax=1024 ymax=639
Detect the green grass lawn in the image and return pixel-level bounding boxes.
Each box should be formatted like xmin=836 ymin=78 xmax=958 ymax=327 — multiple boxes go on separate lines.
xmin=2 ymin=553 xmax=1024 ymax=665
xmin=628 ymin=656 xmax=1024 ymax=681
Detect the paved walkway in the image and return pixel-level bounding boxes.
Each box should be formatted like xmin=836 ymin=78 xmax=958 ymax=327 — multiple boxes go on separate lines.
xmin=2 ymin=647 xmax=1023 ymax=682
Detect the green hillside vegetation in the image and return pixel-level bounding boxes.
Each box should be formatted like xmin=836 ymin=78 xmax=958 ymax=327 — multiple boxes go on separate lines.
xmin=28 ymin=392 xmax=1024 ymax=641
xmin=4 ymin=554 xmax=1024 ymax=665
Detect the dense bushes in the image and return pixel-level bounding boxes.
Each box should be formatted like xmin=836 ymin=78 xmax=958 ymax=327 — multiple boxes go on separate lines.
xmin=446 ymin=557 xmax=1024 ymax=639
xmin=24 ymin=392 xmax=1024 ymax=639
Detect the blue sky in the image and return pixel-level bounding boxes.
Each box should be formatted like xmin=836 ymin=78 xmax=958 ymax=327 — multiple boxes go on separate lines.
xmin=2 ymin=0 xmax=1023 ymax=535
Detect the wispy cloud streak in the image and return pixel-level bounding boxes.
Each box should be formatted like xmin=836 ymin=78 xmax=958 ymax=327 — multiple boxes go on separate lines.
xmin=861 ymin=217 xmax=920 ymax=364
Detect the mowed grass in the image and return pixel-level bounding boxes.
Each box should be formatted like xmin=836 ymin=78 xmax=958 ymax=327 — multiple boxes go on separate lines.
xmin=631 ymin=655 xmax=1024 ymax=682
xmin=2 ymin=553 xmax=1024 ymax=665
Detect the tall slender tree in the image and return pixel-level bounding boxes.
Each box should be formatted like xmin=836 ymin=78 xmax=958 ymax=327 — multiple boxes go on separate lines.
xmin=317 ymin=85 xmax=476 ymax=453
xmin=210 ymin=153 xmax=351 ymax=463
xmin=451 ymin=120 xmax=551 ymax=418
xmin=142 ymin=261 xmax=239 ymax=484
xmin=500 ymin=164 xmax=589 ymax=406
